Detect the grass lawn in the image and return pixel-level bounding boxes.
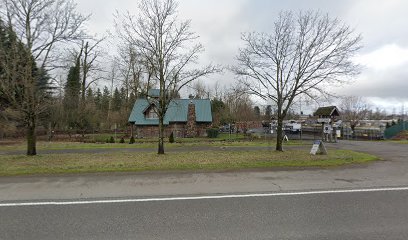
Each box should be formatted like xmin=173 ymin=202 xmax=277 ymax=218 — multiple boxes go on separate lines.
xmin=0 ymin=150 xmax=379 ymax=176
xmin=0 ymin=138 xmax=307 ymax=152
xmin=389 ymin=140 xmax=408 ymax=144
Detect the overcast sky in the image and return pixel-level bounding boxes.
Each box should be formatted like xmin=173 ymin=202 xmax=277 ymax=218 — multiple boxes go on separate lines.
xmin=76 ymin=0 xmax=408 ymax=113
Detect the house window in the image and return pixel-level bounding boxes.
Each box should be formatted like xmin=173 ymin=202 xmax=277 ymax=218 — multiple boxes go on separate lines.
xmin=146 ymin=109 xmax=158 ymax=119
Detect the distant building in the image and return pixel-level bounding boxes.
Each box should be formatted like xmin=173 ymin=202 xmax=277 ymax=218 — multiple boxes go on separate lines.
xmin=314 ymin=106 xmax=340 ymax=120
xmin=128 ymin=90 xmax=213 ymax=138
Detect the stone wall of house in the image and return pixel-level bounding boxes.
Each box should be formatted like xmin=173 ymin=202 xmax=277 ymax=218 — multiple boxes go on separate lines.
xmin=135 ymin=126 xmax=159 ymax=138
xmin=135 ymin=122 xmax=211 ymax=139
xmin=195 ymin=123 xmax=211 ymax=137
xmin=168 ymin=123 xmax=186 ymax=138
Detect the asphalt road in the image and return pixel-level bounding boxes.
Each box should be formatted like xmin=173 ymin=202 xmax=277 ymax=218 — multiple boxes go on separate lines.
xmin=1 ymin=189 xmax=408 ymax=240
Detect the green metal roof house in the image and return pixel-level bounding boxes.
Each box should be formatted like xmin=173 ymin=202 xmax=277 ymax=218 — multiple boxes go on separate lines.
xmin=128 ymin=97 xmax=213 ymax=138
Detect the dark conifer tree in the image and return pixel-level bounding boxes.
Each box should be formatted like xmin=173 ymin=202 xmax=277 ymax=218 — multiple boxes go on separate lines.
xmin=112 ymin=87 xmax=122 ymax=111
xmin=0 ymin=19 xmax=51 ymax=155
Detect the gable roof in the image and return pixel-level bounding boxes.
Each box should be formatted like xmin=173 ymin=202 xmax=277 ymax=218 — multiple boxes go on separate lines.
xmin=314 ymin=106 xmax=340 ymax=117
xmin=147 ymin=89 xmax=160 ymax=98
xmin=128 ymin=99 xmax=212 ymax=125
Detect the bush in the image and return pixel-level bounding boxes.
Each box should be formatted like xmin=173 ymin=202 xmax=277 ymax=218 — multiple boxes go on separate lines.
xmin=106 ymin=138 xmax=109 ymax=143
xmin=169 ymin=132 xmax=175 ymax=143
xmin=129 ymin=136 xmax=135 ymax=144
xmin=109 ymin=136 xmax=115 ymax=143
xmin=119 ymin=137 xmax=125 ymax=144
xmin=206 ymin=128 xmax=219 ymax=138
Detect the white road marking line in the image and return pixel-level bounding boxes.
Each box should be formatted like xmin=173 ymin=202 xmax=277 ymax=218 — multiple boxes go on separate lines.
xmin=1 ymin=187 xmax=408 ymax=207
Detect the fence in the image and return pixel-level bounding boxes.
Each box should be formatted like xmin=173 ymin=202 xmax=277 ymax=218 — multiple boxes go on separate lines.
xmin=384 ymin=121 xmax=408 ymax=139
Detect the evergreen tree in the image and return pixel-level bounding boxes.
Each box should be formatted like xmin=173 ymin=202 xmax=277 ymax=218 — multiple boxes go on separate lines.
xmin=211 ymin=98 xmax=226 ymax=126
xmin=86 ymin=88 xmax=94 ymax=101
xmin=64 ymin=56 xmax=81 ymax=109
xmin=112 ymin=87 xmax=122 ymax=111
xmin=254 ymin=106 xmax=261 ymax=120
xmin=63 ymin=55 xmax=81 ymax=129
xmin=94 ymin=88 xmax=102 ymax=110
xmin=0 ymin=19 xmax=50 ymax=155
xmin=101 ymin=86 xmax=110 ymax=112
xmin=120 ymin=87 xmax=128 ymax=104
xmin=169 ymin=132 xmax=175 ymax=143
xmin=36 ymin=67 xmax=53 ymax=95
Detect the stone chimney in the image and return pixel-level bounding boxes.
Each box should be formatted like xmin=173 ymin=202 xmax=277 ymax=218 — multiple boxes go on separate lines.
xmin=186 ymin=101 xmax=197 ymax=138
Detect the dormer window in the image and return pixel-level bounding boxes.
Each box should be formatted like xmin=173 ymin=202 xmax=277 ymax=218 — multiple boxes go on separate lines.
xmin=145 ymin=106 xmax=158 ymax=119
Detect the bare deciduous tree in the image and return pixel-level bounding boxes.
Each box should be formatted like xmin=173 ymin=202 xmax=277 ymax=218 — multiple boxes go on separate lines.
xmin=77 ymin=38 xmax=106 ymax=103
xmin=0 ymin=0 xmax=89 ymax=69
xmin=190 ymin=80 xmax=208 ymax=99
xmin=340 ymin=96 xmax=370 ymax=138
xmin=232 ymin=11 xmax=362 ymax=151
xmin=222 ymin=85 xmax=254 ymax=123
xmin=114 ymin=43 xmax=149 ymax=103
xmin=116 ymin=0 xmax=220 ymax=154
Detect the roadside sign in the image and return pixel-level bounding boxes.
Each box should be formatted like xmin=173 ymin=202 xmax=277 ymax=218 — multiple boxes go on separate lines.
xmin=310 ymin=140 xmax=328 ymax=155
xmin=323 ymin=124 xmax=332 ymax=134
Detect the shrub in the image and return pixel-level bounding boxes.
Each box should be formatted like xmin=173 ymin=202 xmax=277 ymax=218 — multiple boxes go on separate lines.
xmin=105 ymin=138 xmax=109 ymax=143
xmin=109 ymin=136 xmax=115 ymax=143
xmin=206 ymin=128 xmax=219 ymax=138
xmin=169 ymin=132 xmax=175 ymax=143
xmin=119 ymin=137 xmax=125 ymax=144
xmin=129 ymin=136 xmax=135 ymax=144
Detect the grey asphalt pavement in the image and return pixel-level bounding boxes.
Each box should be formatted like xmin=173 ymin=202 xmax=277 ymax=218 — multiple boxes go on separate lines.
xmin=1 ymin=189 xmax=408 ymax=240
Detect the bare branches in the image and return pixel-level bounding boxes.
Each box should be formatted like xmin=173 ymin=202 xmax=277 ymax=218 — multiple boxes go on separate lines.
xmin=115 ymin=0 xmax=220 ymax=97
xmin=78 ymin=38 xmax=106 ymax=102
xmin=234 ymin=11 xmax=361 ymax=106
xmin=115 ymin=0 xmax=220 ymax=154
xmin=0 ymin=0 xmax=89 ymax=68
xmin=232 ymin=10 xmax=362 ymax=151
xmin=340 ymin=96 xmax=370 ymax=129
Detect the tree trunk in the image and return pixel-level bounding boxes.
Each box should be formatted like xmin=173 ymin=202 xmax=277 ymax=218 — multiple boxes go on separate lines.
xmin=158 ymin=116 xmax=165 ymax=154
xmin=351 ymin=125 xmax=356 ymax=140
xmin=26 ymin=116 xmax=37 ymax=156
xmin=275 ymin=102 xmax=285 ymax=152
xmin=276 ymin=118 xmax=284 ymax=151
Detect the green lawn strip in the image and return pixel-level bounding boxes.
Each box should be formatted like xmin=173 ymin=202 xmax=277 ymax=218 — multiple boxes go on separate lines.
xmin=0 ymin=139 xmax=308 ymax=152
xmin=0 ymin=142 xmax=157 ymax=151
xmin=389 ymin=140 xmax=408 ymax=144
xmin=0 ymin=150 xmax=379 ymax=176
xmin=175 ymin=140 xmax=307 ymax=147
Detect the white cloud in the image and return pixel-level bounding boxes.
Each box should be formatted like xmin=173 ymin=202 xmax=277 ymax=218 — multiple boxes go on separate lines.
xmin=354 ymin=44 xmax=408 ymax=71
xmin=345 ymin=0 xmax=408 ymax=51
